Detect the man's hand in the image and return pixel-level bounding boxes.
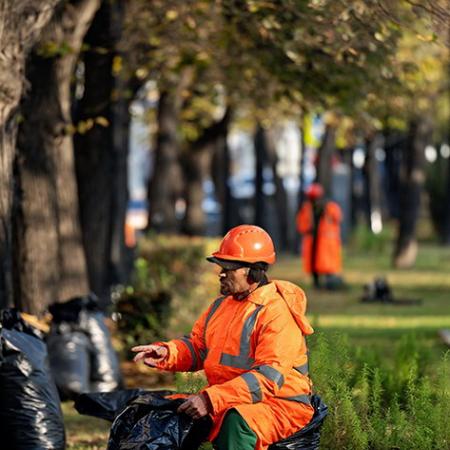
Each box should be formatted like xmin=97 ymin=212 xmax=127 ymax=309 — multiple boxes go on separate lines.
xmin=131 ymin=344 xmax=168 ymax=367
xmin=177 ymin=394 xmax=210 ymax=419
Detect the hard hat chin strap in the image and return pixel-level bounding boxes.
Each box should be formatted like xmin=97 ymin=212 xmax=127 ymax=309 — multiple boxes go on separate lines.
xmin=233 ymin=276 xmax=269 ymax=301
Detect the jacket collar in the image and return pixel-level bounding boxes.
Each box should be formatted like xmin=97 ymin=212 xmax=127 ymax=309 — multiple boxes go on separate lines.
xmin=244 ymin=281 xmax=277 ymax=305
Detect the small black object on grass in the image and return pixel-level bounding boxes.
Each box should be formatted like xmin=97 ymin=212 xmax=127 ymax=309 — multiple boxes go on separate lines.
xmin=361 ymin=277 xmax=422 ymax=306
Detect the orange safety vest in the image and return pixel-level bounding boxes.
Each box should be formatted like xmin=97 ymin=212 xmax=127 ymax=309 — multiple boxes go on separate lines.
xmin=296 ymin=200 xmax=342 ymax=275
xmin=155 ymin=280 xmax=314 ymax=450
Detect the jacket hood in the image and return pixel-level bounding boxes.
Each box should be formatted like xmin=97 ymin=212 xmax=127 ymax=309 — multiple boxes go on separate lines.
xmin=273 ymin=280 xmax=314 ymax=335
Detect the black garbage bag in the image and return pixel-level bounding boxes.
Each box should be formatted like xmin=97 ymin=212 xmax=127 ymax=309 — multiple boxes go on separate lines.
xmin=79 ymin=309 xmax=122 ymax=392
xmin=0 ymin=309 xmax=66 ymax=450
xmin=75 ymin=388 xmax=147 ymax=421
xmin=108 ymin=392 xmax=211 ymax=450
xmin=75 ymin=389 xmax=211 ymax=450
xmin=47 ymin=294 xmax=122 ymax=399
xmin=269 ymin=394 xmax=328 ymax=450
xmin=47 ymin=327 xmax=92 ymax=398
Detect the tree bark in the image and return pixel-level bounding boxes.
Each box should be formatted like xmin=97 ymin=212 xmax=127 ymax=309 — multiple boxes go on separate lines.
xmin=365 ymin=132 xmax=385 ymax=234
xmin=182 ymin=109 xmax=232 ymax=235
xmin=316 ymin=122 xmax=337 ymax=196
xmin=181 ymin=150 xmax=207 ymax=235
xmin=211 ymin=122 xmax=233 ymax=234
xmin=0 ymin=0 xmax=60 ymax=308
xmin=74 ymin=0 xmax=129 ymax=305
xmin=265 ymin=128 xmax=288 ymax=251
xmin=442 ymin=155 xmax=450 ymax=244
xmin=254 ymin=124 xmax=266 ymax=227
xmin=148 ymin=68 xmax=194 ymax=232
xmin=15 ymin=0 xmax=101 ymax=313
xmin=393 ymin=117 xmax=433 ymax=268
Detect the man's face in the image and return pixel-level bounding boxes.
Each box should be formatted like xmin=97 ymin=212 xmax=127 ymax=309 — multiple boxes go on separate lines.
xmin=219 ymin=266 xmax=251 ymax=296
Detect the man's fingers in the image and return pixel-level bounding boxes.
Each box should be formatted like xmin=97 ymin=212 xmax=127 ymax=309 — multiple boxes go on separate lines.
xmin=177 ymin=401 xmax=189 ymax=413
xmin=131 ymin=345 xmax=156 ymax=353
xmin=176 ymin=396 xmax=207 ymax=419
xmin=133 ymin=352 xmax=145 ymax=362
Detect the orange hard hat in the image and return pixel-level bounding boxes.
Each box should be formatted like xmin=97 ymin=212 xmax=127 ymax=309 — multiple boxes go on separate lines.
xmin=208 ymin=224 xmax=276 ymax=265
xmin=306 ymin=183 xmax=324 ymax=200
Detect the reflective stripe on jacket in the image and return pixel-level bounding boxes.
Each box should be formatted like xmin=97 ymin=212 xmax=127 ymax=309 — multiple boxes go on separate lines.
xmin=296 ymin=200 xmax=342 ymax=274
xmin=155 ymin=280 xmax=314 ymax=450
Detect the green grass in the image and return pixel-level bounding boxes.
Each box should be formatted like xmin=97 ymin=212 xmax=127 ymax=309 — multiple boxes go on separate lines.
xmin=62 ymin=402 xmax=110 ymax=450
xmin=65 ymin=242 xmax=450 ymax=449
xmin=271 ymin=244 xmax=450 ymax=372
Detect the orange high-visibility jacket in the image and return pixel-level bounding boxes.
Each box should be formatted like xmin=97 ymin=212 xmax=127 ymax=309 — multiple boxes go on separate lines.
xmin=155 ymin=280 xmax=314 ymax=450
xmin=296 ymin=200 xmax=342 ymax=274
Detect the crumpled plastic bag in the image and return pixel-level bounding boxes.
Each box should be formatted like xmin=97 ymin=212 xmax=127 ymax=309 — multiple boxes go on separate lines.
xmin=76 ymin=389 xmax=211 ymax=450
xmin=76 ymin=390 xmax=326 ymax=450
xmin=269 ymin=394 xmax=328 ymax=450
xmin=75 ymin=388 xmax=146 ymax=421
xmin=0 ymin=309 xmax=66 ymax=450
xmin=47 ymin=294 xmax=122 ymax=399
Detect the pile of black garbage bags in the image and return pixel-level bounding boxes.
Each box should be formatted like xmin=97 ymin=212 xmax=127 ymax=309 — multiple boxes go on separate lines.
xmin=47 ymin=294 xmax=122 ymax=399
xmin=0 ymin=308 xmax=66 ymax=449
xmin=0 ymin=295 xmax=122 ymax=449
xmin=75 ymin=389 xmax=328 ymax=450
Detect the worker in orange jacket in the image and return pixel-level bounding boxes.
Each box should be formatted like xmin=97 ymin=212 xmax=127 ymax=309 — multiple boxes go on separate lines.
xmin=132 ymin=224 xmax=315 ymax=450
xmin=296 ymin=183 xmax=343 ymax=289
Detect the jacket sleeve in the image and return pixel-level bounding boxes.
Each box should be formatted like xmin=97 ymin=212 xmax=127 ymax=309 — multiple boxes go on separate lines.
xmin=327 ymin=202 xmax=342 ymax=223
xmin=296 ymin=203 xmax=311 ymax=234
xmin=203 ymin=302 xmax=302 ymax=415
xmin=154 ymin=307 xmax=209 ymax=372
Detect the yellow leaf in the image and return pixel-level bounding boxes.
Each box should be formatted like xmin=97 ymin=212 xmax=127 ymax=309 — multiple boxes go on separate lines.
xmin=95 ymin=116 xmax=109 ymax=127
xmin=85 ymin=118 xmax=94 ymax=130
xmin=374 ymin=32 xmax=384 ymax=42
xmin=166 ymin=10 xmax=178 ymax=21
xmin=65 ymin=124 xmax=77 ymax=135
xmin=416 ymin=33 xmax=435 ymax=42
xmin=78 ymin=121 xmax=87 ymax=135
xmin=112 ymin=56 xmax=122 ymax=75
xmin=186 ymin=16 xmax=196 ymax=29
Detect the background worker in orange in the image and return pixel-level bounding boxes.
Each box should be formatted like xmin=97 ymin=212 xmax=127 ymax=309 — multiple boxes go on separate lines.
xmin=132 ymin=225 xmax=315 ymax=450
xmin=296 ymin=183 xmax=343 ymax=290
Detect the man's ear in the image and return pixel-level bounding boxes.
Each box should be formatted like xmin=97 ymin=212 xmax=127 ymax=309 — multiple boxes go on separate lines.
xmin=248 ymin=267 xmax=263 ymax=283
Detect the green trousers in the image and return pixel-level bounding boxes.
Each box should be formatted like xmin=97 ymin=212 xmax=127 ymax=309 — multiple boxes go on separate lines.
xmin=214 ymin=409 xmax=257 ymax=450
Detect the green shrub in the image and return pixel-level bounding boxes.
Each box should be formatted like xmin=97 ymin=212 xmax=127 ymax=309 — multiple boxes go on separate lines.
xmin=114 ymin=234 xmax=220 ymax=352
xmin=175 ymin=372 xmax=207 ymax=394
xmin=113 ymin=288 xmax=172 ymax=355
xmin=310 ymin=332 xmax=449 ymax=450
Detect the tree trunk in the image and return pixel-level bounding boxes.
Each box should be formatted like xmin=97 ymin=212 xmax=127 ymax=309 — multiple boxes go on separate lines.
xmin=298 ymin=117 xmax=307 ymax=209
xmin=0 ymin=0 xmax=59 ymax=309
xmin=181 ymin=150 xmax=207 ymax=235
xmin=182 ymin=109 xmax=232 ymax=235
xmin=393 ymin=117 xmax=433 ymax=268
xmin=148 ymin=92 xmax=183 ymax=232
xmin=442 ymin=155 xmax=450 ymax=244
xmin=211 ymin=123 xmax=233 ymax=234
xmin=266 ymin=128 xmax=288 ymax=251
xmin=148 ymin=69 xmax=194 ymax=233
xmin=254 ymin=124 xmax=266 ymax=227
xmin=74 ymin=0 xmax=128 ymax=305
xmin=110 ymin=91 xmax=132 ymax=285
xmin=365 ymin=132 xmax=385 ymax=234
xmin=316 ymin=122 xmax=337 ymax=195
xmin=15 ymin=0 xmax=100 ymax=313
